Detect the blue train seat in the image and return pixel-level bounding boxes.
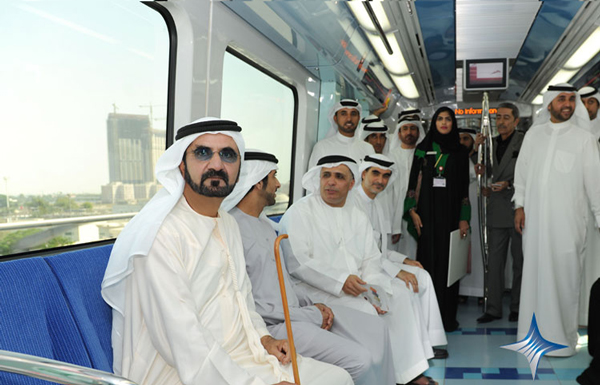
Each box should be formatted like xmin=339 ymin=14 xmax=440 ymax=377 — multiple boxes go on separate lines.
xmin=45 ymin=244 xmax=114 ymax=372
xmin=0 ymin=244 xmax=114 ymax=384
xmin=0 ymin=258 xmax=93 ymax=384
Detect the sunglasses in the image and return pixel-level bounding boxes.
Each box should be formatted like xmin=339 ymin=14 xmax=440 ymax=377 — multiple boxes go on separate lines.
xmin=191 ymin=146 xmax=239 ymax=163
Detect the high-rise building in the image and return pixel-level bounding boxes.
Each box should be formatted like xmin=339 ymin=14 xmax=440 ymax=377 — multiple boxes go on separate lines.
xmin=106 ymin=113 xmax=165 ymax=184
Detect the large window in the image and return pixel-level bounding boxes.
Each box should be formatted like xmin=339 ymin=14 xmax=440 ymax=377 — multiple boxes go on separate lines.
xmin=221 ymin=50 xmax=297 ymax=215
xmin=0 ymin=1 xmax=169 ymax=257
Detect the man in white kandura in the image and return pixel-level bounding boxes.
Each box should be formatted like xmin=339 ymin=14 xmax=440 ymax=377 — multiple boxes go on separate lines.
xmin=280 ymin=155 xmax=439 ymax=385
xmin=357 ymin=118 xmax=389 ymax=155
xmin=580 ymin=86 xmax=600 ymax=140
xmin=101 ymin=118 xmax=352 ymax=385
xmin=223 ymin=149 xmax=396 ymax=385
xmin=579 ymin=86 xmax=600 ymax=326
xmin=352 ymin=154 xmax=448 ymax=360
xmin=308 ymin=99 xmax=374 ymax=168
xmin=513 ymin=84 xmax=600 ymax=357
xmin=387 ymin=110 xmax=426 ymax=255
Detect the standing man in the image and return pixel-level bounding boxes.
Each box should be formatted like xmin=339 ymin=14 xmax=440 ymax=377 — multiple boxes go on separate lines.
xmin=101 ymin=118 xmax=353 ymax=385
xmin=280 ymin=155 xmax=440 ymax=385
xmin=580 ymin=86 xmax=600 ymax=139
xmin=388 ymin=112 xmax=426 ymax=256
xmin=514 ymin=84 xmax=600 ymax=356
xmin=224 ymin=150 xmax=396 ymax=385
xmin=359 ymin=120 xmax=389 ymax=155
xmin=308 ymin=99 xmax=374 ymax=168
xmin=475 ymin=103 xmax=525 ymax=324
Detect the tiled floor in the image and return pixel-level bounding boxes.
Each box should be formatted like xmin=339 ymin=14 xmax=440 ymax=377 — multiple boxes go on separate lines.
xmin=422 ymin=295 xmax=591 ymax=384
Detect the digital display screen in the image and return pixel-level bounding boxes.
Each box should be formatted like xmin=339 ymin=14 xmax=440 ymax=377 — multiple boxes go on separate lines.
xmin=464 ymin=59 xmax=508 ymax=91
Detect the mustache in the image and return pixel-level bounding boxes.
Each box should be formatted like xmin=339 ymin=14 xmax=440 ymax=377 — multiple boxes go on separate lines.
xmin=201 ymin=169 xmax=229 ymax=184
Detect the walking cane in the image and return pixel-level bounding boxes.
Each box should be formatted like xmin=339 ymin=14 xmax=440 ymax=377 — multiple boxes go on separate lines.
xmin=274 ymin=234 xmax=301 ymax=384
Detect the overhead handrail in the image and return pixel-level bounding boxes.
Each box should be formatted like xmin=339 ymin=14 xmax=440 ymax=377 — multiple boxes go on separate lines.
xmin=0 ymin=213 xmax=137 ymax=232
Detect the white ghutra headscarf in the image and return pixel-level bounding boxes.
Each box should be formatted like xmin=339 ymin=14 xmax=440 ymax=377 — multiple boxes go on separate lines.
xmin=221 ymin=149 xmax=279 ymax=212
xmin=102 ymin=116 xmax=245 ymax=329
xmin=533 ymin=83 xmax=591 ymax=132
xmin=325 ymin=99 xmax=363 ymax=138
xmin=302 ymin=155 xmax=359 ymax=194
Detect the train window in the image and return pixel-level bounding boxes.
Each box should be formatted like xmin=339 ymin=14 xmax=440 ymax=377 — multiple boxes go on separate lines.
xmin=0 ymin=1 xmax=169 ymax=258
xmin=221 ymin=50 xmax=297 ymax=215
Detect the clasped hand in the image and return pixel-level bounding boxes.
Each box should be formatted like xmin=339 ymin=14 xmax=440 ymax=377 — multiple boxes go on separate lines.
xmin=261 ymin=335 xmax=291 ymax=365
xmin=315 ymin=303 xmax=334 ymax=330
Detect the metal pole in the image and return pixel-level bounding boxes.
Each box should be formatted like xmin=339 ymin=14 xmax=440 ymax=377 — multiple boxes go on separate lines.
xmin=477 ymin=92 xmax=492 ymax=313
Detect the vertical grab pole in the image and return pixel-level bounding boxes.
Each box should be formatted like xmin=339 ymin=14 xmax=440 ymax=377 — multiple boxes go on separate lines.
xmin=477 ymin=92 xmax=493 ymax=314
xmin=274 ymin=234 xmax=301 ymax=384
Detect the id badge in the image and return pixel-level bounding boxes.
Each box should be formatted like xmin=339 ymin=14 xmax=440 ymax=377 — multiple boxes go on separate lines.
xmin=433 ymin=176 xmax=446 ymax=188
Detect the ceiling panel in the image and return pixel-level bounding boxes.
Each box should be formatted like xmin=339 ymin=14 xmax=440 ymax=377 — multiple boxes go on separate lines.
xmin=456 ymin=0 xmax=541 ymax=60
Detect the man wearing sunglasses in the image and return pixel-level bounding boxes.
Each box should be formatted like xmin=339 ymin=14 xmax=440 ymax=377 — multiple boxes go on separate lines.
xmin=102 ymin=118 xmax=353 ymax=385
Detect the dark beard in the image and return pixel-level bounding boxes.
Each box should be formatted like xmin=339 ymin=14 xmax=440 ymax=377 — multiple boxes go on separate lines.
xmin=184 ymin=165 xmax=235 ymax=198
xmin=266 ymin=192 xmax=276 ymax=206
xmin=550 ymin=107 xmax=573 ymax=122
xmin=402 ymin=135 xmax=417 ymax=145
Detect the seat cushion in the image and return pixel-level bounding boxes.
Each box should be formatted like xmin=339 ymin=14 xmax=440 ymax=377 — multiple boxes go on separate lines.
xmin=0 ymin=257 xmax=92 ymax=384
xmin=45 ymin=245 xmax=114 ymax=372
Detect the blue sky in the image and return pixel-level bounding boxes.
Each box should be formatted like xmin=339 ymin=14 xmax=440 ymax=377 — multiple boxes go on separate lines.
xmin=0 ymin=0 xmax=169 ymax=196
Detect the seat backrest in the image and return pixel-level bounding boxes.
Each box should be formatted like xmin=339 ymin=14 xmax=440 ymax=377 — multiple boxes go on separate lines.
xmin=0 ymin=257 xmax=92 ymax=385
xmin=44 ymin=244 xmax=114 ymax=372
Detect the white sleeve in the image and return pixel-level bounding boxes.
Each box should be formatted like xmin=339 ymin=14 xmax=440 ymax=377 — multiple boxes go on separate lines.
xmin=280 ymin=209 xmax=350 ymax=296
xmin=582 ymin=136 xmax=600 ymax=227
xmin=387 ymin=181 xmax=404 ymax=235
xmin=512 ymin=133 xmax=531 ymax=209
xmin=135 ymin=235 xmax=266 ymax=385
xmin=358 ymin=218 xmax=394 ymax=294
xmin=240 ymin=266 xmax=272 ymax=338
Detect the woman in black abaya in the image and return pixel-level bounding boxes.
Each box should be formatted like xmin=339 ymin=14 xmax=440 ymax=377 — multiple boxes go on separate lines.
xmin=404 ymin=107 xmax=471 ymax=332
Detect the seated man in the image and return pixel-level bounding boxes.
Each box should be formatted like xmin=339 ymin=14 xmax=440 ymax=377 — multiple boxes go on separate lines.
xmin=352 ymin=154 xmax=448 ymax=359
xmin=223 ymin=149 xmax=395 ymax=385
xmin=280 ymin=155 xmax=439 ymax=385
xmin=101 ymin=118 xmax=352 ymax=385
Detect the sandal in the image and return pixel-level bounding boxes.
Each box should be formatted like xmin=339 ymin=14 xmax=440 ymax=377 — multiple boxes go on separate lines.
xmin=405 ymin=374 xmax=438 ymax=385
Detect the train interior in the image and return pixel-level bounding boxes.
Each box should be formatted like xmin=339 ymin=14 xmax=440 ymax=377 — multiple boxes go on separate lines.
xmin=1 ymin=0 xmax=600 ymax=384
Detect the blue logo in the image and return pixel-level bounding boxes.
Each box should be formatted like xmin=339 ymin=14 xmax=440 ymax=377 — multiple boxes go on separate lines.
xmin=501 ymin=313 xmax=567 ymax=380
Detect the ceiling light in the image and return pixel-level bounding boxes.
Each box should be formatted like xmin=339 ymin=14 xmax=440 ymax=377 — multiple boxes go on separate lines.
xmin=391 ymin=74 xmax=420 ymax=99
xmin=371 ymin=64 xmax=394 ymax=89
xmin=542 ymin=69 xmax=578 ymax=92
xmin=365 ymin=32 xmax=409 ymax=75
xmin=564 ymin=27 xmax=600 ymax=70
xmin=347 ymin=1 xmax=391 ymax=33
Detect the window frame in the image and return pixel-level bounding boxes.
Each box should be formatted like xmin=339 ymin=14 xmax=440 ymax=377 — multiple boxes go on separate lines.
xmin=0 ymin=2 xmax=174 ymax=262
xmin=224 ymin=46 xmax=299 ymax=214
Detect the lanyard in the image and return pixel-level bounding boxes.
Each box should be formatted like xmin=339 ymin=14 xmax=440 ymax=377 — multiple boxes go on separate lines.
xmin=432 ymin=142 xmax=449 ymax=176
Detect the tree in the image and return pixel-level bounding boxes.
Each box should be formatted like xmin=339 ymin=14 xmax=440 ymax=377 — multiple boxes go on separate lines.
xmin=82 ymin=202 xmax=93 ymax=210
xmin=55 ymin=196 xmax=78 ymax=211
xmin=0 ymin=229 xmax=42 ymax=255
xmin=26 ymin=197 xmax=52 ymax=215
xmin=39 ymin=236 xmax=72 ymax=249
